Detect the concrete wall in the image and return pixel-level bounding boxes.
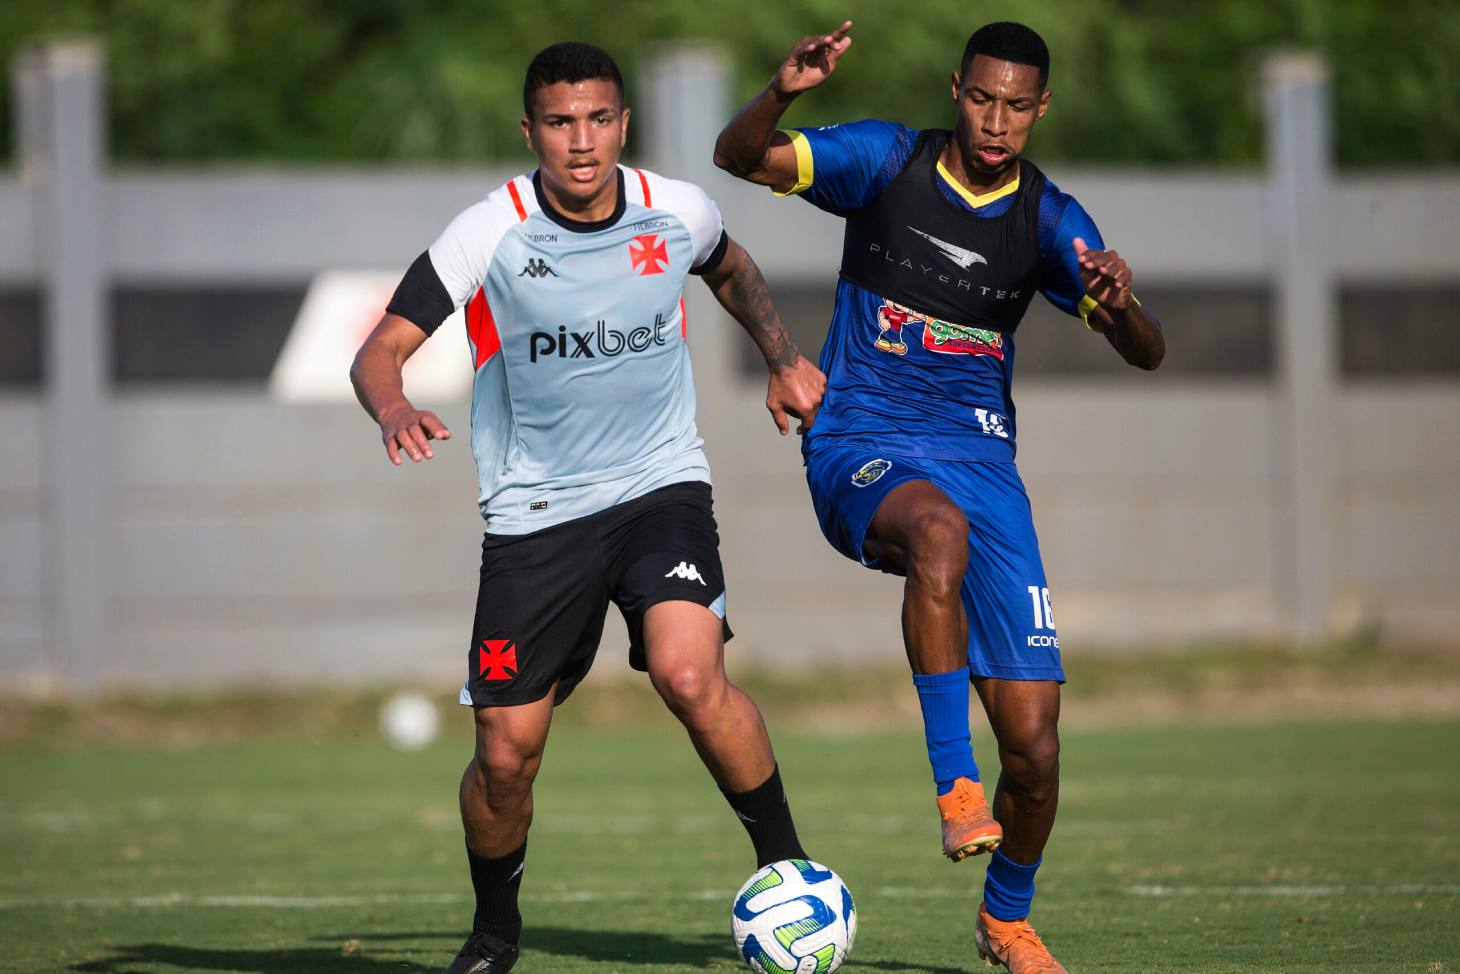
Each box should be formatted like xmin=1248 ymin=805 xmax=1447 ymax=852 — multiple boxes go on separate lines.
xmin=2 ymin=376 xmax=1456 ymax=689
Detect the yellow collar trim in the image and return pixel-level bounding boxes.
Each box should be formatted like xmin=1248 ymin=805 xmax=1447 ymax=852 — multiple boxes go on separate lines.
xmin=936 ymin=160 xmax=1020 ymax=209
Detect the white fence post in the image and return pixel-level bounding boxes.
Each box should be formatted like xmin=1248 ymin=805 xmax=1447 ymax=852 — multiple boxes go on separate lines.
xmin=1264 ymin=52 xmax=1336 ymax=639
xmin=16 ymin=41 xmax=109 ymax=686
xmin=641 ymin=46 xmax=741 ymax=395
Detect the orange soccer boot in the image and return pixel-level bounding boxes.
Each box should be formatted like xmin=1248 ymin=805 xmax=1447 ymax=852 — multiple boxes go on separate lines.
xmin=973 ymin=902 xmax=1068 ymax=974
xmin=936 ymin=776 xmax=1002 ymax=861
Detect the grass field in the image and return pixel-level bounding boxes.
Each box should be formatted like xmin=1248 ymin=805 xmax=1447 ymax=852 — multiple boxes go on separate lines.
xmin=2 ymin=665 xmax=1458 ymax=973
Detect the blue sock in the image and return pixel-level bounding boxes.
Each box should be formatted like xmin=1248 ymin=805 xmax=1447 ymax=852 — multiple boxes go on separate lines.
xmin=983 ymin=849 xmax=1041 ymax=921
xmin=911 ymin=668 xmax=979 ymax=794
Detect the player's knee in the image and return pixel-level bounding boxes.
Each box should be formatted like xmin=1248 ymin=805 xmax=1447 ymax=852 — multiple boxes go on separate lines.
xmin=905 ymin=505 xmax=970 ymax=597
xmin=651 ymin=661 xmax=724 ymax=722
xmin=473 ymin=737 xmax=541 ymax=800
xmin=1000 ymin=729 xmax=1060 ymax=800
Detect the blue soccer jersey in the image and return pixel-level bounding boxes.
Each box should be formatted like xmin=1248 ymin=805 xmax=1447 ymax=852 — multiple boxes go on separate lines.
xmin=781 ymin=120 xmax=1103 ymax=462
xmin=776 ymin=120 xmax=1104 ymax=682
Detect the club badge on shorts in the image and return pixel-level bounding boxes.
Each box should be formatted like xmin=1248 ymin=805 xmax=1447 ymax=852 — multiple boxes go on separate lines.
xmin=851 ymin=458 xmax=892 ymax=487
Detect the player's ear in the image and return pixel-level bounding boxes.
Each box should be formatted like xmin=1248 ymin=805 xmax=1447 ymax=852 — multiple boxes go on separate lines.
xmin=619 ymin=106 xmax=631 ymax=149
xmin=520 ymin=114 xmax=534 ymax=152
xmin=950 ymin=70 xmax=961 ymax=101
xmin=1036 ymin=88 xmax=1051 ymax=121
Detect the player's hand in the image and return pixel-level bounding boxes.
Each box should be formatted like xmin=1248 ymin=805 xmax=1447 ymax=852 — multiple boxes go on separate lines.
xmin=378 ymin=405 xmax=451 ymax=465
xmin=773 ymin=21 xmax=853 ymax=97
xmin=1073 ymin=237 xmax=1134 ymax=312
xmin=767 ymin=354 xmax=826 ymax=436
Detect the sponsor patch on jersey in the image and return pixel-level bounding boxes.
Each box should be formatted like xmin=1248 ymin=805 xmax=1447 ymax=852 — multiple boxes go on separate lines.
xmin=921 ymin=318 xmax=1005 ymax=359
xmin=851 ymin=458 xmax=892 ymax=487
xmin=874 ymin=300 xmax=917 ymax=355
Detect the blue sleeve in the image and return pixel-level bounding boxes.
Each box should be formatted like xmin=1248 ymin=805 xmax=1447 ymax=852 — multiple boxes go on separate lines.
xmin=1038 ymin=189 xmax=1104 ymax=319
xmin=787 ymin=120 xmax=916 ymax=216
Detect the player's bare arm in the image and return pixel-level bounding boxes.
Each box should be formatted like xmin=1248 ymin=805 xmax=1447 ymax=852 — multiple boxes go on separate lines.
xmin=702 ymin=236 xmax=826 ymax=436
xmin=349 ymin=313 xmax=452 ymax=465
xmin=1074 ymin=236 xmax=1166 ymax=371
xmin=712 ymin=21 xmax=853 ymax=190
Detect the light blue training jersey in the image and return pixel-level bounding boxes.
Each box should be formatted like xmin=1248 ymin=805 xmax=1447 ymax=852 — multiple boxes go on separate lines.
xmin=421 ymin=167 xmax=727 ymax=534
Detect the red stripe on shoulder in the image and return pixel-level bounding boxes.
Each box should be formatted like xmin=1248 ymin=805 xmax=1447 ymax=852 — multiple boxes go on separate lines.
xmin=679 ymin=297 xmax=686 ymax=340
xmin=505 ymin=179 xmax=528 ymax=222
xmin=466 ymin=288 xmax=501 ymax=368
xmin=634 ymin=168 xmax=652 ymax=208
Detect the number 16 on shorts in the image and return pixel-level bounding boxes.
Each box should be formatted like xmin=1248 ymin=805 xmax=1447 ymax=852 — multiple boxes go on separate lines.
xmin=1027 ymin=585 xmax=1058 ymax=649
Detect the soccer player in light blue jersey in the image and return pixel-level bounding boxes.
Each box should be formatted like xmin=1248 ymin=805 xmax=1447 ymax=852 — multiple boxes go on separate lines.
xmin=716 ymin=20 xmax=1166 ymax=974
xmin=351 ymin=43 xmax=826 ymax=974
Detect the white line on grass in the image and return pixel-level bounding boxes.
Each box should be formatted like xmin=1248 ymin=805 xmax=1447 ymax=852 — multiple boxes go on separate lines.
xmin=0 ymin=893 xmax=468 ymax=910
xmin=875 ymin=887 xmax=968 ymax=898
xmin=0 ymin=809 xmax=1171 ymax=839
xmin=0 ymin=887 xmax=964 ymax=911
xmin=0 ymin=890 xmax=734 ymax=911
xmin=1125 ymin=884 xmax=1460 ymax=897
xmin=7 ymin=881 xmax=1456 ymax=913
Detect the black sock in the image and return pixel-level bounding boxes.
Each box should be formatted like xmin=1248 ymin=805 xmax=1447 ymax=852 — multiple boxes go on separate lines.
xmin=467 ymin=839 xmax=526 ymax=943
xmin=722 ymin=764 xmax=809 ymax=868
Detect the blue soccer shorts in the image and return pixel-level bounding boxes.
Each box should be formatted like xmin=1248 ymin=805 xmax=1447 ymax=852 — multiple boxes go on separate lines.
xmin=805 ymin=443 xmax=1064 ymax=682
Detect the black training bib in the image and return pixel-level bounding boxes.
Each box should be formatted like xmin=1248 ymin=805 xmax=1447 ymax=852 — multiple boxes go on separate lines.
xmin=839 ymin=129 xmax=1045 ymax=332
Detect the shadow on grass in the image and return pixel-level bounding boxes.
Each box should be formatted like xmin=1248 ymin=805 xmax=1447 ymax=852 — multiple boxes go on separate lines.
xmin=72 ymin=930 xmax=970 ymax=973
xmin=71 ymin=942 xmax=432 ymax=973
xmin=312 ymin=928 xmax=969 ymax=973
xmin=314 ymin=926 xmax=732 ymax=968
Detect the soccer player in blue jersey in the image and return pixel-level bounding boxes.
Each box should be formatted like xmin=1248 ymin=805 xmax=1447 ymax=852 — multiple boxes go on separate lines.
xmin=716 ymin=20 xmax=1165 ymax=974
xmin=351 ymin=43 xmax=827 ymax=974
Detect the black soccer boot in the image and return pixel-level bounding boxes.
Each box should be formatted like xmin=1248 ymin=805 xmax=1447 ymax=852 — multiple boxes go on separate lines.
xmin=441 ymin=932 xmax=519 ymax=974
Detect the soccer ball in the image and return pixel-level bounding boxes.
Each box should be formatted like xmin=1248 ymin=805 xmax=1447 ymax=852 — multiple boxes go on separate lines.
xmin=731 ymin=859 xmax=856 ymax=974
xmin=378 ymin=691 xmax=440 ymax=750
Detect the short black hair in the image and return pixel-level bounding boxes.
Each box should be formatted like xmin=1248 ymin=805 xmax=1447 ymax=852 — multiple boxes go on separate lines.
xmin=961 ymin=22 xmax=1050 ymax=88
xmin=523 ymin=42 xmax=624 ymax=118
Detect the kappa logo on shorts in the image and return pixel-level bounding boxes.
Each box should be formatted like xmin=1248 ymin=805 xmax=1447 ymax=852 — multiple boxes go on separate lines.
xmin=851 ymin=458 xmax=892 ymax=487
xmin=664 ymin=561 xmax=706 ymax=585
xmin=478 ymin=639 xmax=518 ymax=681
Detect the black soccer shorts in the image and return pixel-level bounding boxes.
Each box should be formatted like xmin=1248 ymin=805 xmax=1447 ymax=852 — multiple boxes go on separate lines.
xmin=461 ymin=481 xmax=732 ymax=708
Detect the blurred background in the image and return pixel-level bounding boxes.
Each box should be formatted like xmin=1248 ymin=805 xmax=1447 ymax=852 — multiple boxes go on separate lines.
xmin=1 ymin=4 xmax=1458 ymax=973
xmin=1 ymin=0 xmax=1456 ymax=691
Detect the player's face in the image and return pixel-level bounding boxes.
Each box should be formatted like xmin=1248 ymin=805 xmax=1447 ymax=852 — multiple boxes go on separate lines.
xmin=522 ymin=79 xmax=629 ymax=210
xmin=949 ymin=55 xmax=1050 ymax=177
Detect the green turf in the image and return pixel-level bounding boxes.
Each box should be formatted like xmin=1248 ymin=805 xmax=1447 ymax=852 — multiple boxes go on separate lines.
xmin=1 ymin=715 xmax=1457 ymax=973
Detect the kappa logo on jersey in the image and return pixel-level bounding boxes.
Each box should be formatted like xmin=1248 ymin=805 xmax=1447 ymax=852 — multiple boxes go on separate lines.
xmin=922 ymin=318 xmax=1006 ymax=359
xmin=664 ymin=561 xmax=706 ymax=585
xmin=629 ymin=234 xmax=669 ymax=276
xmin=478 ymin=639 xmax=518 ymax=681
xmin=529 ymin=315 xmax=672 ymax=362
xmin=518 ymin=258 xmax=558 ymax=278
xmin=851 ymin=458 xmax=892 ymax=487
xmin=907 ymin=226 xmax=988 ymax=269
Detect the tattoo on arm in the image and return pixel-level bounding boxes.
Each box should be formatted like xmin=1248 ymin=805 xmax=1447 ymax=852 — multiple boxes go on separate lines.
xmin=715 ymin=249 xmax=801 ymax=369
